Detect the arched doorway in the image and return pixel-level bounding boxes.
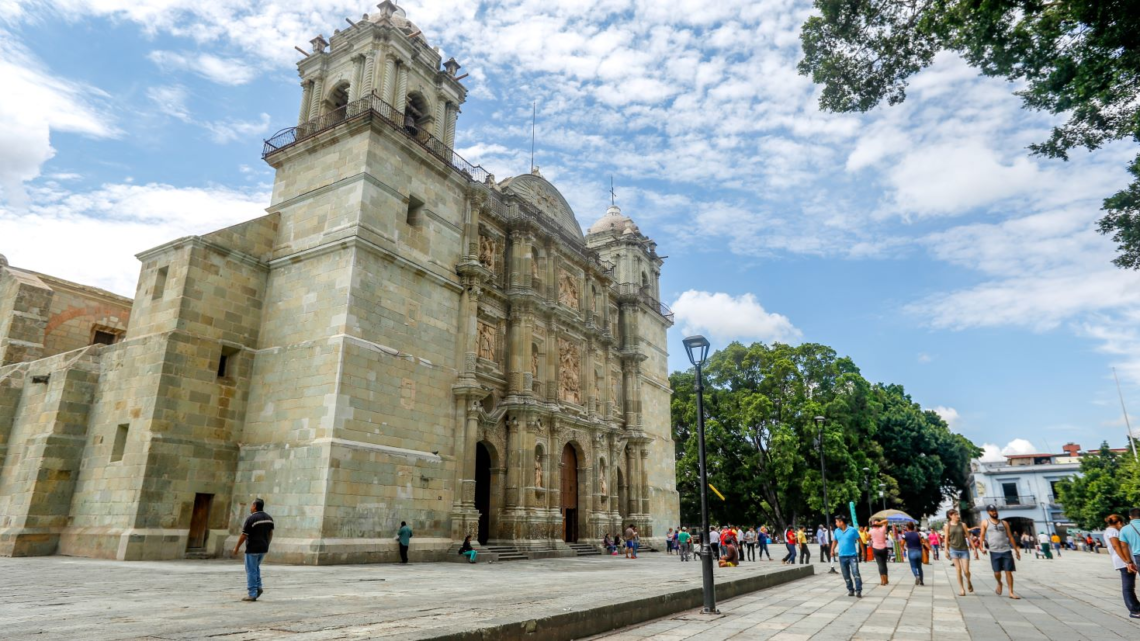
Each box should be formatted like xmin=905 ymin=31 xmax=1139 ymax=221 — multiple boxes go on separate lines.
xmin=1004 ymin=516 xmax=1036 ymax=542
xmin=475 ymin=442 xmax=492 ymax=545
xmin=327 ymin=82 xmax=350 ymax=123
xmin=561 ymin=444 xmax=579 ymax=543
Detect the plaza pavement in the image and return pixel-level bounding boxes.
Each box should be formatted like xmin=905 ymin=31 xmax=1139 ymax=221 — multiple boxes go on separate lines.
xmin=592 ymin=548 xmax=1138 ymax=640
xmin=0 ymin=549 xmax=803 ymax=640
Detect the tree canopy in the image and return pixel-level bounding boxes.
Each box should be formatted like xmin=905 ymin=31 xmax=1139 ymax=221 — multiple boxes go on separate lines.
xmin=1055 ymin=442 xmax=1140 ymax=529
xmin=671 ymin=341 xmax=980 ymax=529
xmin=798 ymin=0 xmax=1140 ymax=269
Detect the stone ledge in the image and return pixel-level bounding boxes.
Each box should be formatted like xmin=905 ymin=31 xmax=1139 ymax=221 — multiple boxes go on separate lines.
xmin=421 ymin=563 xmax=814 ymax=640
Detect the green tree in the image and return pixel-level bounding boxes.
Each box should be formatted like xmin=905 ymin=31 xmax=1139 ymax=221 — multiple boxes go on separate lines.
xmin=798 ymin=0 xmax=1140 ymax=268
xmin=1056 ymin=442 xmax=1140 ymax=529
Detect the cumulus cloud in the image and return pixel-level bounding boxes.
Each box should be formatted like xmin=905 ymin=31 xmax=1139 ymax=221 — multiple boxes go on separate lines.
xmin=932 ymin=406 xmax=960 ymax=430
xmin=979 ymin=438 xmax=1039 ymax=462
xmin=0 ymin=29 xmax=118 ymax=206
xmin=146 ymin=84 xmax=271 ymax=144
xmin=0 ymin=182 xmax=269 ymax=295
xmin=671 ymin=290 xmax=801 ymax=345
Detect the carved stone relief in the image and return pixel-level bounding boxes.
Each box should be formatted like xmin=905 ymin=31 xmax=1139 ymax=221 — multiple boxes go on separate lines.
xmin=558 ymin=338 xmax=581 ymax=404
xmin=558 ymin=269 xmax=579 ymax=308
xmin=477 ymin=321 xmax=497 ymax=361
xmin=478 ymin=234 xmax=499 ymax=271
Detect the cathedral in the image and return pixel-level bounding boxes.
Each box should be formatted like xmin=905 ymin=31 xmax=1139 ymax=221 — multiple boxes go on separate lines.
xmin=0 ymin=1 xmax=677 ymax=564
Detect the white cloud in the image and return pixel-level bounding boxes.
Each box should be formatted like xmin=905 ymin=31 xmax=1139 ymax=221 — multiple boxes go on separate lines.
xmin=917 ymin=352 xmax=933 ymax=364
xmin=979 ymin=438 xmax=1039 ymax=462
xmin=671 ymin=290 xmax=801 ymax=345
xmin=932 ymin=406 xmax=959 ymax=429
xmin=0 ymin=182 xmax=269 ymax=295
xmin=0 ymin=29 xmax=118 ymax=206
xmin=146 ymin=84 xmax=271 ymax=143
xmin=149 ymin=50 xmax=257 ymax=85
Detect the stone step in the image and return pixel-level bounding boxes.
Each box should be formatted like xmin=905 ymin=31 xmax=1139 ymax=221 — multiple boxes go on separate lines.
xmin=482 ymin=545 xmax=528 ymax=561
xmin=567 ymin=543 xmax=601 ymax=556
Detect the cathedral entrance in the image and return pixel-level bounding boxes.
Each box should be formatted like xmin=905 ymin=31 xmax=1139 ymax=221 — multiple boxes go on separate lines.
xmin=561 ymin=444 xmax=579 ymax=543
xmin=475 ymin=442 xmax=492 ymax=545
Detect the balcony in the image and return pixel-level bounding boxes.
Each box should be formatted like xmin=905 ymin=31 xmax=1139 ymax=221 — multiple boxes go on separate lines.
xmin=980 ymin=495 xmax=1037 ymax=508
xmin=610 ymin=283 xmax=674 ymax=323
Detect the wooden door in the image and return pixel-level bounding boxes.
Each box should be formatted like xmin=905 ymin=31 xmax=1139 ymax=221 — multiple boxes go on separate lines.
xmin=561 ymin=445 xmax=578 ymax=542
xmin=187 ymin=493 xmax=213 ymax=550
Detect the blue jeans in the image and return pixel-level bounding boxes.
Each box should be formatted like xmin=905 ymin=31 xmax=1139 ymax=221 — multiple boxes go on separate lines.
xmin=244 ymin=553 xmax=265 ymax=598
xmin=784 ymin=543 xmax=797 ymax=563
xmin=907 ymin=548 xmax=923 ymax=580
xmin=1121 ymin=567 xmax=1140 ymax=614
xmin=463 ymin=550 xmax=477 ymax=563
xmin=839 ymin=555 xmax=862 ymax=593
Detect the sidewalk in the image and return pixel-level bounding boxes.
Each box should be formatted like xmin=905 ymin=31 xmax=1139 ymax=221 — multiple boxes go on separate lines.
xmin=0 ymin=551 xmax=807 ymax=640
xmin=592 ymin=549 xmax=1138 ymax=640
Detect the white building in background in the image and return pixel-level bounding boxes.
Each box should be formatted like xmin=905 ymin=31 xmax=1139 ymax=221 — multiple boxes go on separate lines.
xmin=966 ymin=443 xmax=1101 ymax=537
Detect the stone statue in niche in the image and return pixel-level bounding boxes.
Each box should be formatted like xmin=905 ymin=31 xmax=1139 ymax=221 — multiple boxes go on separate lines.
xmin=479 ymin=234 xmax=496 ymax=268
xmin=535 ymin=456 xmax=543 ymax=488
xmin=477 ymin=321 xmax=496 ymax=361
xmin=531 ymin=349 xmax=540 ymax=381
xmin=612 ymin=374 xmax=621 ymax=407
xmin=593 ymin=373 xmax=601 ymax=406
xmin=558 ymin=270 xmax=579 ymax=308
xmin=600 ymin=468 xmax=608 ymax=495
xmin=559 ymin=338 xmax=580 ymax=404
xmin=531 ymin=252 xmax=539 ymax=282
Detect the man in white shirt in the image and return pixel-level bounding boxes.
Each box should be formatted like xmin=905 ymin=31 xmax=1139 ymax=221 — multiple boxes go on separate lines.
xmin=1104 ymin=513 xmax=1140 ymax=619
xmin=709 ymin=527 xmax=721 ymax=560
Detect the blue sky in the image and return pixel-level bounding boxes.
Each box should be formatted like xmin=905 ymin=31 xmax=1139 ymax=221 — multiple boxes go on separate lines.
xmin=2 ymin=0 xmax=1138 ymax=459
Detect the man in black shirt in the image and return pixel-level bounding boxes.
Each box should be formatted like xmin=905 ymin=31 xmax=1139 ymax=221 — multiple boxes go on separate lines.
xmin=232 ymin=498 xmax=274 ymax=602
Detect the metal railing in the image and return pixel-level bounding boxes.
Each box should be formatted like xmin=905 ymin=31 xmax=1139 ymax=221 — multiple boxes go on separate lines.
xmin=981 ymin=495 xmax=1037 ymax=508
xmin=263 ymin=92 xmax=491 ymax=185
xmin=263 ymin=92 xmax=619 ymax=278
xmin=609 ymin=283 xmax=674 ymax=323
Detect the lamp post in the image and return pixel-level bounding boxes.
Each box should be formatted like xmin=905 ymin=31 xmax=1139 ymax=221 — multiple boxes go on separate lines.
xmin=863 ymin=467 xmax=873 ymax=522
xmin=814 ymin=416 xmax=837 ymax=574
xmin=683 ymin=335 xmax=717 ymax=614
xmin=879 ymin=482 xmax=887 ymax=512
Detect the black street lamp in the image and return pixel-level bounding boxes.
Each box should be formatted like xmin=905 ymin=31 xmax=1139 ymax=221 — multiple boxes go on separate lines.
xmin=814 ymin=416 xmax=837 ymax=574
xmin=683 ymin=335 xmax=717 ymax=614
xmin=878 ymin=482 xmax=887 ymax=512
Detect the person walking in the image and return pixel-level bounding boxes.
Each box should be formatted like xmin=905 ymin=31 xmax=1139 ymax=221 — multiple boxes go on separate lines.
xmin=798 ymin=526 xmax=811 ymax=564
xmin=231 ymin=498 xmax=274 ymax=602
xmin=396 ymin=521 xmax=413 ymax=564
xmin=678 ymin=527 xmax=692 ymax=561
xmin=1051 ymin=532 xmax=1063 ymax=557
xmin=928 ymin=528 xmax=941 ymax=561
xmin=870 ymin=519 xmax=890 ymax=585
xmin=758 ymin=526 xmax=772 ymax=560
xmin=1103 ymin=513 xmax=1140 ymax=619
xmin=743 ymin=527 xmax=757 ymax=562
xmin=624 ymin=524 xmax=635 ymax=558
xmin=1037 ymin=531 xmax=1053 ymax=559
xmin=902 ymin=522 xmax=928 ymax=585
xmin=666 ymin=527 xmax=675 ymax=555
xmin=979 ymin=504 xmax=1021 ymax=599
xmin=830 ymin=514 xmax=863 ymax=598
xmin=782 ymin=525 xmax=797 ymax=564
xmin=458 ymin=535 xmax=478 ymax=563
xmin=817 ymin=525 xmax=831 ymax=564
xmin=943 ymin=508 xmax=975 ymax=596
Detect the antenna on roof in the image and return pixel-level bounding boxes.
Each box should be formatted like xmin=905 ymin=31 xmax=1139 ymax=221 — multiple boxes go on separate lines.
xmin=1113 ymin=367 xmax=1140 ymax=460
xmin=610 ymin=176 xmax=617 ymax=207
xmin=530 ymin=101 xmax=537 ymax=174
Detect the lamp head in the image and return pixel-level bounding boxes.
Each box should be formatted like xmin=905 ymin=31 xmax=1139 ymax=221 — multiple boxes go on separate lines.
xmin=682 ymin=335 xmax=710 ymax=367
xmin=814 ymin=415 xmax=825 ymax=426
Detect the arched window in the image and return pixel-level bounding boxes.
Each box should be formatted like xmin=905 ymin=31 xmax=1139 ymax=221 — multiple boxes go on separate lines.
xmin=404 ymin=91 xmax=431 ymax=135
xmin=326 ymin=82 xmax=350 ymax=122
xmin=640 ymin=271 xmax=648 ymax=291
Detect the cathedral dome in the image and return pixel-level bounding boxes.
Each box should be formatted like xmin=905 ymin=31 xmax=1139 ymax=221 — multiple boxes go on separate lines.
xmin=370 ymin=2 xmax=424 ymax=42
xmin=588 ymin=205 xmax=637 ymax=235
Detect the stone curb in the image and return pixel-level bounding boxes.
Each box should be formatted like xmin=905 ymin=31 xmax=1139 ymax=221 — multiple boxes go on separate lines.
xmin=418 ymin=564 xmax=815 ymax=640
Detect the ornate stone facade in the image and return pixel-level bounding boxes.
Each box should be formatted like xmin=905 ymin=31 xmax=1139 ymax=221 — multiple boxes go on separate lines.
xmin=0 ymin=4 xmax=676 ymax=563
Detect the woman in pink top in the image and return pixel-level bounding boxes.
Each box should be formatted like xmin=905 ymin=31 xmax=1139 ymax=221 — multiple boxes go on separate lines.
xmin=870 ymin=520 xmax=891 ymax=585
xmin=928 ymin=530 xmax=941 ymax=561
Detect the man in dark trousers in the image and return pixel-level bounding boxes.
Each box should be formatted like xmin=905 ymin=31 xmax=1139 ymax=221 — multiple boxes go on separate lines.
xmin=232 ymin=498 xmax=274 ymax=602
xmin=397 ymin=521 xmax=413 ymax=563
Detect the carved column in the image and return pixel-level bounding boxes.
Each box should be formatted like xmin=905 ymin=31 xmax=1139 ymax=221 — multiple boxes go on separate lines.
xmin=395 ymin=63 xmax=408 ymax=112
xmin=584 ymin=338 xmax=595 ymax=415
xmin=381 ymin=56 xmax=397 ymax=104
xmin=349 ymin=55 xmax=364 ymax=102
xmin=435 ymin=98 xmax=448 ymax=139
xmin=445 ymin=103 xmax=458 ymax=148
xmin=309 ymin=77 xmax=325 ymax=119
xmin=504 ymin=416 xmax=520 ymax=509
xmin=361 ymin=51 xmax=376 ymax=96
xmin=298 ymin=81 xmax=313 ymax=124
xmin=639 ymin=446 xmax=651 ymax=518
